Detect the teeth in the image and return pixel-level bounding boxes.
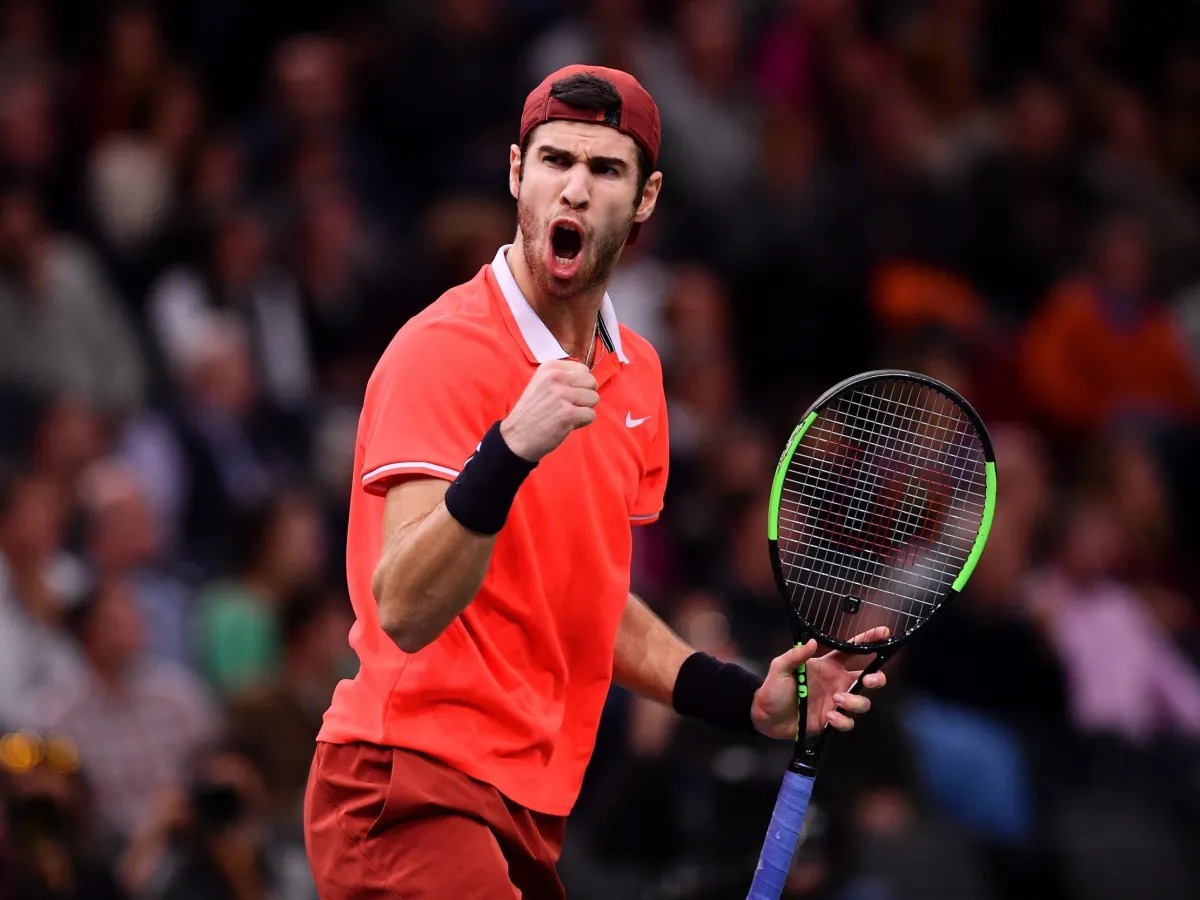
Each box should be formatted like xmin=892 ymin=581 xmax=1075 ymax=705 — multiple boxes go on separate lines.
xmin=555 ymin=255 xmax=574 ymax=265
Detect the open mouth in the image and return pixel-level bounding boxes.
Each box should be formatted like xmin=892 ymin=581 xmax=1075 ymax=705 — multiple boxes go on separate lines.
xmin=551 ymin=222 xmax=583 ymax=263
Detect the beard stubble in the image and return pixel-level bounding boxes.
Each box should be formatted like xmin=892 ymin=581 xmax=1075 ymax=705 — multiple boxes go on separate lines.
xmin=517 ymin=194 xmax=633 ymax=299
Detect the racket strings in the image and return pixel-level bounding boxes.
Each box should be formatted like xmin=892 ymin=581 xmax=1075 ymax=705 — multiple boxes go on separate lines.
xmin=778 ymin=396 xmax=979 ymax=638
xmin=775 ymin=379 xmax=988 ymax=644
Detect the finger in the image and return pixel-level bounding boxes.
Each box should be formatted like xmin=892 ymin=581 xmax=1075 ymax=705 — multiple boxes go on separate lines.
xmin=564 ymin=367 xmax=599 ymax=389
xmin=844 ymin=625 xmax=890 ymax=648
xmin=571 ymin=407 xmax=597 ymax=429
xmin=825 ymin=626 xmax=890 ymax=665
xmin=567 ymin=387 xmax=600 ymax=408
xmin=844 ymin=669 xmax=888 ymax=693
xmin=543 ymin=359 xmax=580 ymax=380
xmin=863 ymin=671 xmax=887 ymax=690
xmin=774 ymin=639 xmax=818 ymax=675
xmin=551 ymin=358 xmax=589 ymax=372
xmin=832 ymin=692 xmax=871 ymax=716
xmin=825 ymin=709 xmax=855 ymax=732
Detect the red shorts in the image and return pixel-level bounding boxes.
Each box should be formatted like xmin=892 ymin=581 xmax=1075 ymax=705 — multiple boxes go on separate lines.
xmin=304 ymin=742 xmax=568 ymax=898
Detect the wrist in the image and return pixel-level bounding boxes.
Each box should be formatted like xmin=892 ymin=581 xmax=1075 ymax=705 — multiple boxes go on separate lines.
xmin=499 ymin=419 xmax=537 ymax=463
xmin=749 ymin=686 xmax=773 ymax=737
xmin=671 ymin=651 xmax=763 ymax=735
xmin=444 ymin=421 xmax=537 ymax=535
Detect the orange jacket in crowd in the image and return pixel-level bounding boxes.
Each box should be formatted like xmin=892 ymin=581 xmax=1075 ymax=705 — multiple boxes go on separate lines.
xmin=1020 ymin=278 xmax=1199 ymax=433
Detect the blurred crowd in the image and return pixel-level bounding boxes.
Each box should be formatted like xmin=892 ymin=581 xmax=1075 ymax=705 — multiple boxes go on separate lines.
xmin=0 ymin=0 xmax=1199 ymax=898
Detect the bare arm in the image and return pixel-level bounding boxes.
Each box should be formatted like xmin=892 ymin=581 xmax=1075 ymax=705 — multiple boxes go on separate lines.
xmin=611 ymin=592 xmax=695 ymax=705
xmin=371 ymin=478 xmax=497 ymax=652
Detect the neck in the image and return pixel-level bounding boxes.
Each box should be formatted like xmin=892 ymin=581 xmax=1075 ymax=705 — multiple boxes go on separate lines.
xmin=506 ymin=242 xmax=604 ymax=362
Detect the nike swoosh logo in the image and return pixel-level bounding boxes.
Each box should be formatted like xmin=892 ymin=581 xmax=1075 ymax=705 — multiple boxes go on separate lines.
xmin=626 ymin=413 xmax=652 ymax=428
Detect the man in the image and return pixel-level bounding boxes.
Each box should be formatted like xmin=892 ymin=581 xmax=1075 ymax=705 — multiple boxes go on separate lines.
xmin=303 ymin=64 xmax=887 ymax=898
xmin=30 ymin=580 xmax=219 ymax=841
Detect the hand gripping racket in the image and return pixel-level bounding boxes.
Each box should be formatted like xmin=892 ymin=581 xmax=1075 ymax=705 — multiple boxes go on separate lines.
xmin=746 ymin=370 xmax=996 ymax=900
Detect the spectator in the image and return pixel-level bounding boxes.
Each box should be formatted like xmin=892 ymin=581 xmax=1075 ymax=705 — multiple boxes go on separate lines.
xmin=0 ymin=730 xmax=126 ymax=900
xmin=225 ymin=585 xmax=353 ymax=828
xmin=76 ymin=459 xmax=192 ymax=668
xmin=147 ymin=208 xmax=313 ymax=416
xmin=1026 ymin=494 xmax=1200 ymax=745
xmin=150 ymin=314 xmax=304 ymax=575
xmin=28 ymin=581 xmax=219 ymax=840
xmin=0 ymin=183 xmax=147 ymax=416
xmin=192 ymin=490 xmax=327 ymax=697
xmin=1019 ymin=212 xmax=1199 ymax=436
xmin=961 ymin=75 xmax=1090 ymax=319
xmin=0 ymin=468 xmax=83 ymax=728
xmin=133 ymin=740 xmax=316 ymax=900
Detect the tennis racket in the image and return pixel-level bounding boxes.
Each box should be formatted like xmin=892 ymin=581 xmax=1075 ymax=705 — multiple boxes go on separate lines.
xmin=746 ymin=369 xmax=996 ymax=900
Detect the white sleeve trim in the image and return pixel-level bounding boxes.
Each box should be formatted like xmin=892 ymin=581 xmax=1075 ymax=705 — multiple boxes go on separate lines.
xmin=362 ymin=461 xmax=461 ymax=485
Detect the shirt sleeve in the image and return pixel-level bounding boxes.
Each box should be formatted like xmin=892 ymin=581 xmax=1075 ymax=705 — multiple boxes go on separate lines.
xmin=360 ymin=322 xmax=505 ymax=495
xmin=630 ymin=377 xmax=670 ymax=525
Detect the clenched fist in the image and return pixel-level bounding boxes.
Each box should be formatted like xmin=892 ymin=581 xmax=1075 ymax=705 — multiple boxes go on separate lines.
xmin=501 ymin=360 xmax=598 ymax=462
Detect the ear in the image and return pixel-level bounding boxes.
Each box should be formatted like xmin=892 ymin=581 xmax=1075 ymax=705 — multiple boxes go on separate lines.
xmin=509 ymin=144 xmax=521 ymax=200
xmin=633 ymin=171 xmax=663 ymax=225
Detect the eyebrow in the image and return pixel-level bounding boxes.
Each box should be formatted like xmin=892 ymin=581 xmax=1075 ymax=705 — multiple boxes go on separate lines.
xmin=538 ymin=145 xmax=630 ymax=173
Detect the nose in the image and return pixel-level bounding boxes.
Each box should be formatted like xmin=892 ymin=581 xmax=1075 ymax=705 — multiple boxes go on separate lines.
xmin=559 ymin=164 xmax=591 ymax=210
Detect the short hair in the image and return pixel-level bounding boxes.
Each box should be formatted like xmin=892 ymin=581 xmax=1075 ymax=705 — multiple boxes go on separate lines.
xmin=519 ymin=73 xmax=652 ymax=202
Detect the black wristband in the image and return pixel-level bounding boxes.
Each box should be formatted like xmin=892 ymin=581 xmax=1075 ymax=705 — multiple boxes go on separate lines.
xmin=444 ymin=421 xmax=537 ymax=535
xmin=671 ymin=651 xmax=764 ymax=735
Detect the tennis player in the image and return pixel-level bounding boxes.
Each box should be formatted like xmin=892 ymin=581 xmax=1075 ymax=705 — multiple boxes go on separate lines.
xmin=303 ymin=64 xmax=888 ymax=898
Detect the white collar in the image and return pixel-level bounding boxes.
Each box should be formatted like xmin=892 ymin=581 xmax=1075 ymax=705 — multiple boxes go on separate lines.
xmin=491 ymin=245 xmax=629 ymax=364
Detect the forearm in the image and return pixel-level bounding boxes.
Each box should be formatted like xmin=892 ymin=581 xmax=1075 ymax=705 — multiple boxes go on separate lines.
xmin=612 ymin=592 xmax=695 ymax=705
xmin=614 ymin=592 xmax=767 ymax=736
xmin=373 ymin=420 xmax=538 ymax=653
xmin=373 ymin=503 xmax=496 ymax=653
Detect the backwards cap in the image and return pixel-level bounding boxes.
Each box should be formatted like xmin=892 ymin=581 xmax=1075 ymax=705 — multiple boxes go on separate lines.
xmin=519 ymin=64 xmax=662 ymax=169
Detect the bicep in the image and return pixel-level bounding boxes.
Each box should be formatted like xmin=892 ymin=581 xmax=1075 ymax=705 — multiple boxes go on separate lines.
xmin=380 ymin=477 xmax=451 ymax=553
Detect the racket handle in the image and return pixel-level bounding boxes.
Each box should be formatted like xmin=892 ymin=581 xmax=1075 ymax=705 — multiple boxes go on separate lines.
xmin=746 ymin=769 xmax=816 ymax=900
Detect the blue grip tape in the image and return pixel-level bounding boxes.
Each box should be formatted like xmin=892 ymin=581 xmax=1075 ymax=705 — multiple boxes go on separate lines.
xmin=746 ymin=770 xmax=816 ymax=900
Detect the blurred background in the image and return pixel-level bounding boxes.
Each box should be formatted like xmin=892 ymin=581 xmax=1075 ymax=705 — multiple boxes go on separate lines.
xmin=0 ymin=0 xmax=1198 ymax=898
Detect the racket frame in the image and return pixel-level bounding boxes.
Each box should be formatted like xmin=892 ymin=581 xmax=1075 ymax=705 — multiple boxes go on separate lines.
xmin=768 ymin=368 xmax=996 ymax=658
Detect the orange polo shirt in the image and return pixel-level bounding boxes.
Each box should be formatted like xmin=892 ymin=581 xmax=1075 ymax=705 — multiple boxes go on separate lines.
xmin=317 ymin=245 xmax=669 ymax=815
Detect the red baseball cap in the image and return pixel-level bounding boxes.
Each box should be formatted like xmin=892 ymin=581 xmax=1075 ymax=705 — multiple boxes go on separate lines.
xmin=520 ymin=64 xmax=662 ymax=169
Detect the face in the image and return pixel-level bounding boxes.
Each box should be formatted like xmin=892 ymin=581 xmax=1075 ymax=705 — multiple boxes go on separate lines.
xmin=510 ymin=120 xmax=661 ymax=299
xmin=1094 ymin=218 xmax=1150 ymax=296
xmin=265 ymin=497 xmax=326 ymax=589
xmin=85 ymin=583 xmax=143 ymax=669
xmin=1063 ymin=500 xmax=1126 ymax=580
xmin=90 ymin=482 xmax=157 ymax=571
xmin=1 ymin=476 xmax=64 ymax=562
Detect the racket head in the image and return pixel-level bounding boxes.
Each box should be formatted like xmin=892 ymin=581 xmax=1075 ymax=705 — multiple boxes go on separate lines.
xmin=767 ymin=369 xmax=996 ymax=655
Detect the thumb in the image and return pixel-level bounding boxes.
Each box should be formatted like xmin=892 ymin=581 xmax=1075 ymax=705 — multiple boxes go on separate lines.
xmin=773 ymin=639 xmax=818 ymax=676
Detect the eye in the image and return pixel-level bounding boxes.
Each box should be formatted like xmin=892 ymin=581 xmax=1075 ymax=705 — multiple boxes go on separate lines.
xmin=593 ymin=164 xmax=618 ymax=177
xmin=543 ymin=153 xmax=567 ymax=168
